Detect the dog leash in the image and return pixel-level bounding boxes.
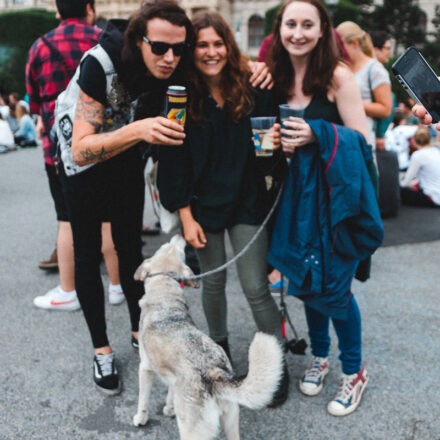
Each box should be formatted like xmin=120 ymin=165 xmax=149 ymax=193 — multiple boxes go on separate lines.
xmin=145 ymin=184 xmax=284 ymax=282
xmin=278 ymin=276 xmax=307 ymax=355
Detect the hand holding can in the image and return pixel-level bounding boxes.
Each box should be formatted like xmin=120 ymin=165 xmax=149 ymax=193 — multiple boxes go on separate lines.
xmin=166 ymin=86 xmax=187 ymax=129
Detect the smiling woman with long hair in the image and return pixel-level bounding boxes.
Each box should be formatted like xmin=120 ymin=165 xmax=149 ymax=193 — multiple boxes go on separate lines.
xmin=267 ymin=0 xmax=380 ymax=417
xmin=158 ymin=10 xmax=289 ymax=407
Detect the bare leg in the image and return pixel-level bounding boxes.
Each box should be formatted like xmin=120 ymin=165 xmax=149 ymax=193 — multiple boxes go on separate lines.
xmin=133 ymin=361 xmax=154 ymax=426
xmin=57 ymin=221 xmax=75 ymax=292
xmin=101 ymin=222 xmax=120 ymax=286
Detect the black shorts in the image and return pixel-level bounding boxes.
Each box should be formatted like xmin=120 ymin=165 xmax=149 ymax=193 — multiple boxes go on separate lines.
xmin=45 ymin=163 xmax=69 ymax=221
xmin=55 ymin=161 xmax=111 ymax=222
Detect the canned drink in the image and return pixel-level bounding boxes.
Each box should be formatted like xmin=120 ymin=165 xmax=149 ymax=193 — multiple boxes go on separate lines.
xmin=165 ymin=85 xmax=187 ymax=127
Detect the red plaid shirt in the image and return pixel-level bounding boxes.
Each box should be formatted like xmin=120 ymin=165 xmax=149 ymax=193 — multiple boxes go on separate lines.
xmin=26 ymin=18 xmax=101 ymax=166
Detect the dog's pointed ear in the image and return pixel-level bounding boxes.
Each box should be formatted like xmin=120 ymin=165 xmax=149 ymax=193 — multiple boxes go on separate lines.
xmin=182 ymin=264 xmax=199 ymax=288
xmin=134 ymin=259 xmax=152 ymax=281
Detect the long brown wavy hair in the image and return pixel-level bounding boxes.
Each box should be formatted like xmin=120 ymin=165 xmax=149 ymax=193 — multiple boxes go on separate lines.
xmin=268 ymin=0 xmax=340 ymax=99
xmin=189 ymin=11 xmax=253 ymax=125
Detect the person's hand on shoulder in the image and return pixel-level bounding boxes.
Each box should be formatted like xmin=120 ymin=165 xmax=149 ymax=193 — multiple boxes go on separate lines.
xmin=247 ymin=61 xmax=273 ymax=90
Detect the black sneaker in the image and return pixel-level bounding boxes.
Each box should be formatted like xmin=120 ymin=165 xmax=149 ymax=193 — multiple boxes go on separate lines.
xmin=268 ymin=364 xmax=290 ymax=408
xmin=131 ymin=335 xmax=139 ymax=350
xmin=93 ymin=353 xmax=121 ymax=396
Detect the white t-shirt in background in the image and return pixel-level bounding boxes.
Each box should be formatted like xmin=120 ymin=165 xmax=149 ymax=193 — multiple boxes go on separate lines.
xmin=385 ymin=125 xmax=418 ymax=170
xmin=354 ymin=59 xmax=391 ymax=146
xmin=401 ymin=146 xmax=440 ymax=205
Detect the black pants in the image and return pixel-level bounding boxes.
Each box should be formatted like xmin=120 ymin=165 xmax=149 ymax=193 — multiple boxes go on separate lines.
xmin=401 ymin=187 xmax=439 ymax=208
xmin=61 ymin=148 xmax=145 ymax=348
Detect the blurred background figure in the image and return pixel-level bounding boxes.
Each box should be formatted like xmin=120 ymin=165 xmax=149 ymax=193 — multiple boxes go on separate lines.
xmin=400 ymin=127 xmax=440 ymax=208
xmin=370 ymin=30 xmax=395 ymax=152
xmin=0 ymin=113 xmax=15 ymax=154
xmin=385 ymin=108 xmax=418 ymax=171
xmin=14 ymin=102 xmax=38 ymax=147
xmin=336 ymin=21 xmax=392 ymax=148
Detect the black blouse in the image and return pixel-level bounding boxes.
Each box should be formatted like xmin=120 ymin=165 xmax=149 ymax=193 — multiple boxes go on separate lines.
xmin=158 ymin=89 xmax=285 ymax=232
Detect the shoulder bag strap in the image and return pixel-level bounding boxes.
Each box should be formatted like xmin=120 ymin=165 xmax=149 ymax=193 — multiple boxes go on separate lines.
xmin=41 ymin=35 xmax=74 ymax=76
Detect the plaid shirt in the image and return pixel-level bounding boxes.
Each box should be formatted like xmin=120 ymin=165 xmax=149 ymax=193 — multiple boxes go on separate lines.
xmin=26 ymin=18 xmax=101 ymax=166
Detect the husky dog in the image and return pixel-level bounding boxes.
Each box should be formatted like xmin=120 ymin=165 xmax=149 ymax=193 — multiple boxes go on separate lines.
xmin=133 ymin=234 xmax=283 ymax=440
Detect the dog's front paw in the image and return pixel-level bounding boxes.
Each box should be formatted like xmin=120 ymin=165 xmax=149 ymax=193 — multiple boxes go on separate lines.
xmin=133 ymin=411 xmax=149 ymax=426
xmin=163 ymin=405 xmax=175 ymax=417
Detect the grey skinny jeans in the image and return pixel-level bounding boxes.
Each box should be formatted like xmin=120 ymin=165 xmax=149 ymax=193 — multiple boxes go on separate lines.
xmin=196 ymin=223 xmax=283 ymax=343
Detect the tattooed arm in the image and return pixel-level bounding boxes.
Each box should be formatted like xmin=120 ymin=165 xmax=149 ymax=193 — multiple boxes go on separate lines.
xmin=72 ymin=89 xmax=186 ymax=166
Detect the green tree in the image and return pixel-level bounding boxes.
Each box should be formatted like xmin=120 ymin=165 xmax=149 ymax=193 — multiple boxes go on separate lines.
xmin=264 ymin=3 xmax=282 ymax=36
xmin=368 ymin=0 xmax=426 ymax=50
xmin=423 ymin=5 xmax=440 ymax=71
xmin=0 ymin=9 xmax=57 ymax=95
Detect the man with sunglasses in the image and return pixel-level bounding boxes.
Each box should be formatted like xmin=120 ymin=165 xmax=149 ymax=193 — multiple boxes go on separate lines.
xmin=59 ymin=0 xmax=194 ymax=396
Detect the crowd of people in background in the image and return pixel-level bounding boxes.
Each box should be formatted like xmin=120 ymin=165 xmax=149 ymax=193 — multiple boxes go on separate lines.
xmin=2 ymin=0 xmax=440 ymax=429
xmin=0 ymin=92 xmax=38 ymax=153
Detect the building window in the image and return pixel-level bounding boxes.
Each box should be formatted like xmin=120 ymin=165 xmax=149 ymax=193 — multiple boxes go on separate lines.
xmin=248 ymin=15 xmax=264 ymax=48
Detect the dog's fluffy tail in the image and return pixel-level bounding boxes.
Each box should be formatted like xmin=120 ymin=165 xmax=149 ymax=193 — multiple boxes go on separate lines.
xmin=213 ymin=332 xmax=284 ymax=409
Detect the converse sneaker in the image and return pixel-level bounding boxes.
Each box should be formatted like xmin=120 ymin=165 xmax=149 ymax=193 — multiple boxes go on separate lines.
xmin=299 ymin=356 xmax=329 ymax=396
xmin=93 ymin=353 xmax=121 ymax=396
xmin=327 ymin=366 xmax=369 ymax=416
xmin=33 ymin=286 xmax=80 ymax=311
xmin=108 ymin=284 xmax=125 ymax=305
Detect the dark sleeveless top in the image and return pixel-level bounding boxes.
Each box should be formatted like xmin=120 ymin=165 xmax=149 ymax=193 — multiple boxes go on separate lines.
xmin=303 ymin=93 xmax=343 ymax=125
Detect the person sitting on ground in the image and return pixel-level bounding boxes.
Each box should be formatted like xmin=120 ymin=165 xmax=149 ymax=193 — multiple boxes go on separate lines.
xmin=400 ymin=127 xmax=440 ymax=208
xmin=0 ymin=113 xmax=15 ymax=153
xmin=385 ymin=108 xmax=418 ymax=171
xmin=6 ymin=102 xmax=18 ymax=133
xmin=14 ymin=103 xmax=38 ymax=147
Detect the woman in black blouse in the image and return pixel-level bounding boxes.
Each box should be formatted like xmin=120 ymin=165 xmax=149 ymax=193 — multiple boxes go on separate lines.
xmin=158 ymin=10 xmax=288 ymax=407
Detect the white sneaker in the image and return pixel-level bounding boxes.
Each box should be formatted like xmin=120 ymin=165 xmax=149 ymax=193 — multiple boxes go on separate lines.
xmin=108 ymin=284 xmax=125 ymax=305
xmin=327 ymin=366 xmax=369 ymax=416
xmin=33 ymin=286 xmax=80 ymax=311
xmin=299 ymin=356 xmax=329 ymax=396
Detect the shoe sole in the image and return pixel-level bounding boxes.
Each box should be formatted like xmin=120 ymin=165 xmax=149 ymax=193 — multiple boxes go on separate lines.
xmin=327 ymin=376 xmax=369 ymax=416
xmin=38 ymin=264 xmax=59 ymax=270
xmin=95 ymin=383 xmax=122 ymax=396
xmin=109 ymin=298 xmax=125 ymax=305
xmin=299 ymin=368 xmax=329 ymax=396
xmin=33 ymin=301 xmax=81 ymax=311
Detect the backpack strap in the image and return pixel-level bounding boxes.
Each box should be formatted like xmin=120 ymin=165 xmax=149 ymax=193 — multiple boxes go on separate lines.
xmin=41 ymin=36 xmax=74 ymax=76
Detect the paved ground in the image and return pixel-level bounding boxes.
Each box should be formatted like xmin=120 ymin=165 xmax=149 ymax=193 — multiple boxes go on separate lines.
xmin=1 ymin=147 xmax=440 ymax=440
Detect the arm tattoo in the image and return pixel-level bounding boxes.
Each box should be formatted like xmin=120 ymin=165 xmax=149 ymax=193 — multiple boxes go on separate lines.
xmin=78 ymin=140 xmax=132 ymax=164
xmin=75 ymin=90 xmax=104 ymax=134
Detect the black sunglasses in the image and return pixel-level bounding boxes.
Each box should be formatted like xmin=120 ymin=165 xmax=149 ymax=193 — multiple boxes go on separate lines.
xmin=142 ymin=36 xmax=188 ymax=56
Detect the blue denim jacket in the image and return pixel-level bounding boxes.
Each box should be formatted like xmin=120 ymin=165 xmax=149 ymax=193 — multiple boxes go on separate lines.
xmin=268 ymin=119 xmax=383 ymax=318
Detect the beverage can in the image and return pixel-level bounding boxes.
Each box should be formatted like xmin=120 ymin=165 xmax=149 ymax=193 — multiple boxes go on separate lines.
xmin=165 ymin=85 xmax=187 ymax=127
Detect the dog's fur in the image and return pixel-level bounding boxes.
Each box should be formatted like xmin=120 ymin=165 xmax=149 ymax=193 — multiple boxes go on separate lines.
xmin=133 ymin=235 xmax=283 ymax=440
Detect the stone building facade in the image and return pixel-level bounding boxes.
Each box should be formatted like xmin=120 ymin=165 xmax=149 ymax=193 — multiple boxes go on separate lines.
xmin=0 ymin=0 xmax=437 ymax=55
